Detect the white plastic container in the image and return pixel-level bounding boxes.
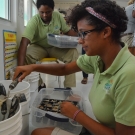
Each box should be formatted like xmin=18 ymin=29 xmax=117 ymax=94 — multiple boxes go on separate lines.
xmin=0 ymin=99 xmax=22 ymax=135
xmin=31 ymin=88 xmax=83 ymax=135
xmin=47 ymin=33 xmax=78 ymax=48
xmin=0 ymin=80 xmax=30 ymax=100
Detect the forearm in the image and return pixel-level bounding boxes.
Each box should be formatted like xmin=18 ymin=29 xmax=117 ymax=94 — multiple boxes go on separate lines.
xmin=17 ymin=47 xmax=26 ymax=66
xmin=31 ymin=64 xmax=72 ymax=76
xmin=75 ymin=112 xmax=115 ymax=135
xmin=17 ymin=37 xmax=30 ymax=66
xmin=31 ymin=61 xmax=80 ymax=76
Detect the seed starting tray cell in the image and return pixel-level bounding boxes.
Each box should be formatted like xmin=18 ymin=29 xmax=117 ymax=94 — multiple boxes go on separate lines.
xmin=38 ymin=98 xmax=78 ymax=113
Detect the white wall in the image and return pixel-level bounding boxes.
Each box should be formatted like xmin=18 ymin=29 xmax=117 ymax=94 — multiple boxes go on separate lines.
xmin=55 ymin=0 xmax=128 ymax=11
xmin=0 ymin=0 xmax=26 ymax=79
xmin=55 ymin=2 xmax=80 ymax=11
xmin=117 ymin=1 xmax=127 ymax=7
xmin=0 ymin=0 xmax=18 ymax=79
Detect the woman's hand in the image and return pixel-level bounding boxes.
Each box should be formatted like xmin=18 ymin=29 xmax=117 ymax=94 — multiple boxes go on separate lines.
xmin=60 ymin=101 xmax=79 ymax=119
xmin=13 ymin=65 xmax=34 ymax=81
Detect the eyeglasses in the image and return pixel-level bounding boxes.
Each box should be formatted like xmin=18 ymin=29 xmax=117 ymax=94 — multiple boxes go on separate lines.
xmin=78 ymin=28 xmax=98 ymax=39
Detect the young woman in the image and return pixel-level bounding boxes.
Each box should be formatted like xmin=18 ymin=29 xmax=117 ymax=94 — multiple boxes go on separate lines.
xmin=14 ymin=0 xmax=135 ymax=135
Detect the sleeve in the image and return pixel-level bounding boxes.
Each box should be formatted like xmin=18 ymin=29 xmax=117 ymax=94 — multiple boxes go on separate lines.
xmin=22 ymin=17 xmax=37 ymax=42
xmin=58 ymin=13 xmax=70 ymax=33
xmin=77 ymin=54 xmax=96 ymax=74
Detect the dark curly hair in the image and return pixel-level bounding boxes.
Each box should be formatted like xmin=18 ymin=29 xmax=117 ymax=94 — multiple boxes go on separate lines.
xmin=68 ymin=0 xmax=128 ymax=42
xmin=36 ymin=0 xmax=54 ymax=9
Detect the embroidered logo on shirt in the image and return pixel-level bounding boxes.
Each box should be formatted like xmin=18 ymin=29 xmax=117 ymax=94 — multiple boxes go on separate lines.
xmin=104 ymin=80 xmax=113 ymax=94
xmin=54 ymin=25 xmax=60 ymax=30
xmin=53 ymin=26 xmax=60 ymax=34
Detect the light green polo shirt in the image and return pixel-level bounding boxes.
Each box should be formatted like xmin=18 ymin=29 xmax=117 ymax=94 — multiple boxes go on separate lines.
xmin=22 ymin=11 xmax=70 ymax=48
xmin=77 ymin=45 xmax=135 ymax=128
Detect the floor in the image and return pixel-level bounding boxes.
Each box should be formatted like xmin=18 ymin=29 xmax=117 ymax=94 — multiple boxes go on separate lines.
xmin=27 ymin=69 xmax=96 ymax=135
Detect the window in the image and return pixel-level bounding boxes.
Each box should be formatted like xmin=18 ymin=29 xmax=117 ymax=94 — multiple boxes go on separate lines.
xmin=24 ymin=0 xmax=37 ymax=26
xmin=33 ymin=0 xmax=37 ymax=3
xmin=32 ymin=0 xmax=37 ymax=16
xmin=24 ymin=0 xmax=28 ymax=26
xmin=0 ymin=0 xmax=10 ymax=20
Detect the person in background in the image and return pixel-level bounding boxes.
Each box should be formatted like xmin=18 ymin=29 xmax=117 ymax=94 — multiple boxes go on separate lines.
xmin=81 ymin=48 xmax=88 ymax=84
xmin=14 ymin=0 xmax=135 ymax=135
xmin=121 ymin=0 xmax=135 ymax=55
xmin=17 ymin=0 xmax=78 ymax=91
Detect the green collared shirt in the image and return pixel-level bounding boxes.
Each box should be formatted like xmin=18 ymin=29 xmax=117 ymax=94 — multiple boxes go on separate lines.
xmin=77 ymin=45 xmax=135 ymax=128
xmin=22 ymin=11 xmax=70 ymax=48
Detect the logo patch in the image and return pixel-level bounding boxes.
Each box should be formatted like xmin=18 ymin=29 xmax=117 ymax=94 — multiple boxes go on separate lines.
xmin=53 ymin=26 xmax=60 ymax=34
xmin=104 ymin=80 xmax=113 ymax=94
xmin=54 ymin=25 xmax=59 ymax=30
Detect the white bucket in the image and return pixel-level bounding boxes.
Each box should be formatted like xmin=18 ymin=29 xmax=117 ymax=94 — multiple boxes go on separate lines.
xmin=28 ymin=76 xmax=39 ymax=82
xmin=10 ymin=125 xmax=22 ymax=135
xmin=24 ymin=91 xmax=30 ymax=101
xmin=30 ymin=88 xmax=38 ymax=107
xmin=24 ymin=72 xmax=39 ymax=92
xmin=25 ymin=72 xmax=39 ymax=81
xmin=0 ymin=80 xmax=30 ymax=100
xmin=20 ymin=110 xmax=30 ymax=135
xmin=20 ymin=97 xmax=30 ymax=115
xmin=0 ymin=99 xmax=22 ymax=135
xmin=29 ymin=78 xmax=39 ymax=92
xmin=0 ymin=119 xmax=22 ymax=135
xmin=28 ymin=72 xmax=39 ymax=78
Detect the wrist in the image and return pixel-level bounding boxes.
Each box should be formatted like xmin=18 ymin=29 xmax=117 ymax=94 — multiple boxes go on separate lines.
xmin=73 ymin=109 xmax=82 ymax=121
xmin=32 ymin=64 xmax=37 ymax=71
